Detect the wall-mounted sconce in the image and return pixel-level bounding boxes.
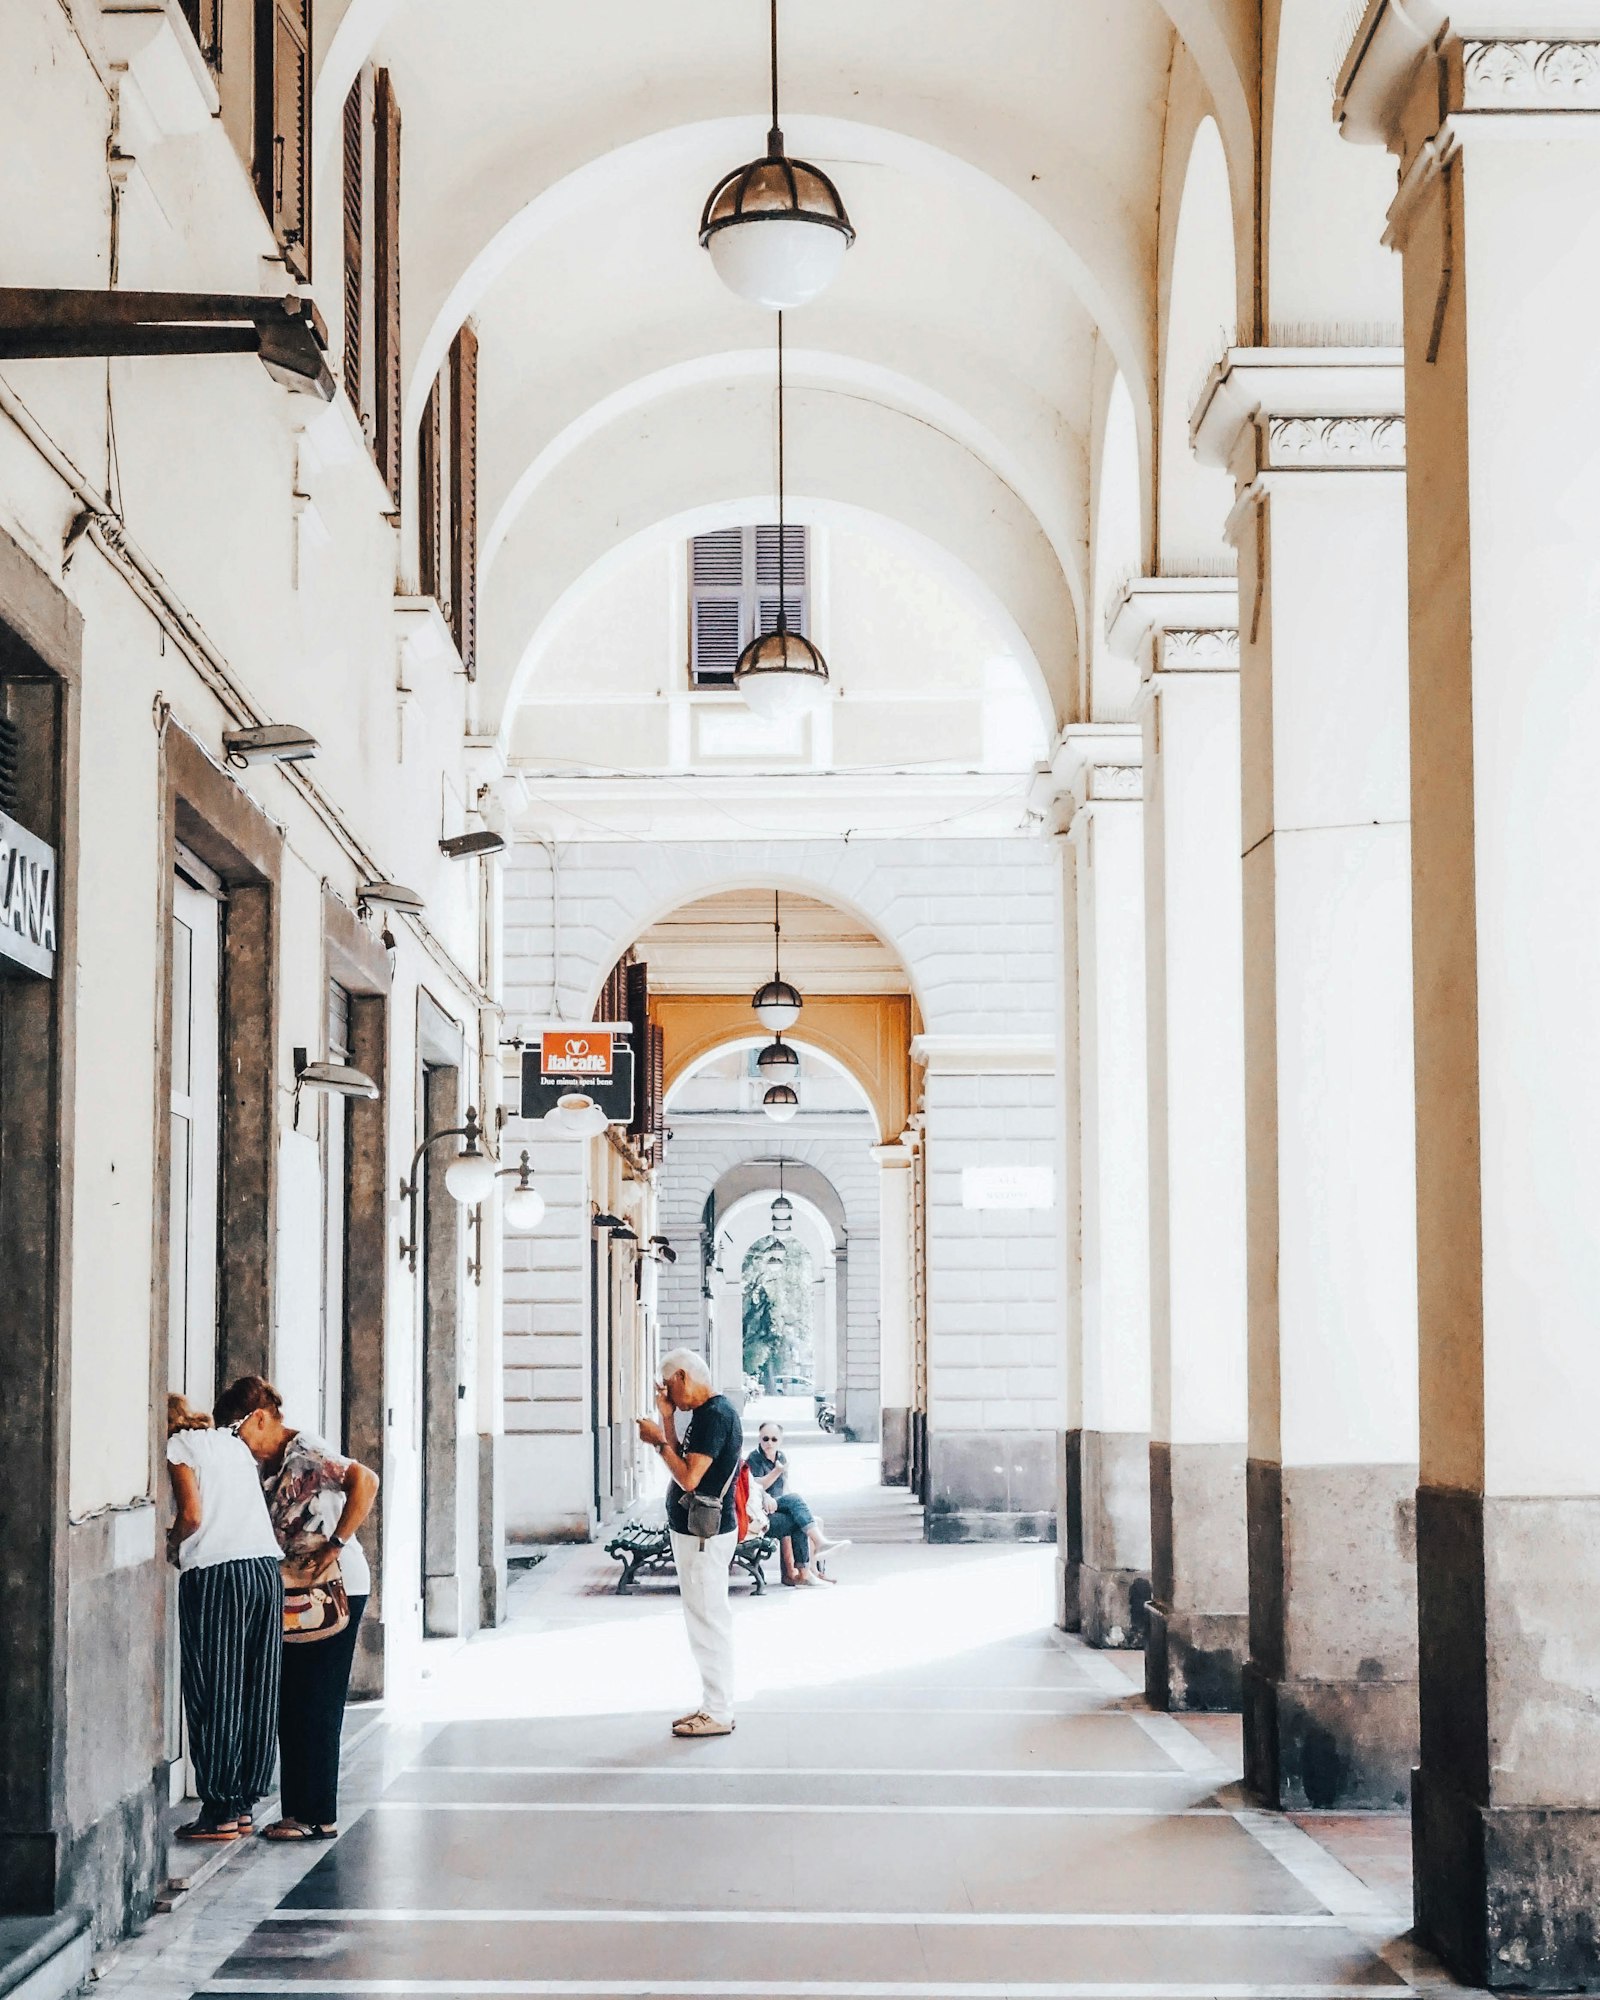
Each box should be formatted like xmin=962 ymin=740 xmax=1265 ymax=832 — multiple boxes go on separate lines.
xmin=439 ymin=829 xmax=507 ymax=860
xmin=398 ymin=1105 xmax=495 ymax=1271
xmin=500 ymin=1151 xmax=545 ymax=1232
xmin=224 ymin=723 xmax=319 ymax=768
xmin=292 ymin=1048 xmax=380 ymax=1131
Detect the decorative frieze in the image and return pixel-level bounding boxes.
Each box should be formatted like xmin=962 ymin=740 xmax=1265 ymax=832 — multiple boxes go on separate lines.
xmin=1462 ymin=40 xmax=1600 ymax=110
xmin=1266 ymin=415 xmax=1405 ymax=470
xmin=1158 ymin=627 xmax=1239 ymax=673
xmin=1085 ymin=763 xmax=1143 ymax=803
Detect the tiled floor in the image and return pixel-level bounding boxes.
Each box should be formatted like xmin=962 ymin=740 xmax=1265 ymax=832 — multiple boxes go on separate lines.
xmin=96 ymin=1435 xmax=1480 ymax=2000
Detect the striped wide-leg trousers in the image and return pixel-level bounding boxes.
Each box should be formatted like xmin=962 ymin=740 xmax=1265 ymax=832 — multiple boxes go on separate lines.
xmin=178 ymin=1555 xmax=283 ymax=1816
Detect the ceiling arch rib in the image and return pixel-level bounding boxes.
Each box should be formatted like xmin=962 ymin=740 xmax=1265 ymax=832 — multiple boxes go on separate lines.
xmin=399 ymin=115 xmax=1155 ymax=467
xmin=479 ymin=345 xmax=1086 ymax=637
xmin=481 ymin=383 xmax=1076 ymax=740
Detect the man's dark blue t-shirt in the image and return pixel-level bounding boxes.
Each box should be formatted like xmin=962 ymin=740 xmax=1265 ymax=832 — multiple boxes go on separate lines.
xmin=666 ymin=1394 xmax=743 ymax=1536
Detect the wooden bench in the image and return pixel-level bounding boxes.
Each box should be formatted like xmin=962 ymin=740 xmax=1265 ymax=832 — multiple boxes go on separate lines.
xmin=604 ymin=1521 xmax=776 ymax=1595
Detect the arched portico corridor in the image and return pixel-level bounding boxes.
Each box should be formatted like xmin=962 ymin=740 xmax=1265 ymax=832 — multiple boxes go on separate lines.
xmin=89 ymin=1420 xmax=1439 ymax=2000
xmin=10 ymin=0 xmax=1600 ymax=1992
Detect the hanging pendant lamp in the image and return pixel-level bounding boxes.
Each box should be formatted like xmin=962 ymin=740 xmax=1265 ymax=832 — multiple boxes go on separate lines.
xmin=771 ymin=1159 xmax=794 ymax=1234
xmin=762 ymin=1083 xmax=799 ymax=1122
xmin=699 ymin=0 xmax=855 ymax=310
xmin=753 ymin=891 xmax=803 ymax=1031
xmin=757 ymin=1036 xmax=799 ymax=1079
xmin=734 ymin=314 xmax=830 ymax=721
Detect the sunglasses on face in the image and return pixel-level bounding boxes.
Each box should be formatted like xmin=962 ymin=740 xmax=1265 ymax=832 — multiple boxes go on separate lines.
xmin=760 ymin=1435 xmax=779 ymax=1443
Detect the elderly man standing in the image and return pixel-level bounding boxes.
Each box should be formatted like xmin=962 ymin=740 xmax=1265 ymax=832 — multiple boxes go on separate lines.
xmin=637 ymin=1348 xmax=743 ymax=1737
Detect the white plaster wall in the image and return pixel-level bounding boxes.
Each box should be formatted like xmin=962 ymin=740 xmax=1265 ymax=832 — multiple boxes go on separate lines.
xmin=3 ymin=4 xmax=489 ymax=1685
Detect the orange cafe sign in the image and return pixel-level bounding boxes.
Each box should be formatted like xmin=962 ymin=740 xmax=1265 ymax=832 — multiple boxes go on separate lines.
xmin=540 ymin=1029 xmax=615 ymax=1079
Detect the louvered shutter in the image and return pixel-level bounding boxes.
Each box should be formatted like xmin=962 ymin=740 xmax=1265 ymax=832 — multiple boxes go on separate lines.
xmin=418 ymin=377 xmax=443 ymax=605
xmin=341 ymin=77 xmax=364 ymax=419
xmin=648 ymin=1023 xmax=666 ymax=1161
xmin=755 ymin=524 xmax=808 ymax=636
xmin=179 ymin=0 xmax=222 ymax=68
xmin=255 ymin=0 xmax=311 ymax=279
xmin=690 ymin=529 xmax=746 ymax=686
xmin=757 ymin=596 xmax=805 ymax=636
xmin=373 ymin=69 xmax=402 ymax=511
xmin=449 ymin=325 xmax=479 ymax=678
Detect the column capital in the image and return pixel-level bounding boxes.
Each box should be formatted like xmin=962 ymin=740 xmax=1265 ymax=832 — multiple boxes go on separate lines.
xmin=1192 ymin=348 xmax=1406 ymax=483
xmin=911 ymin=1033 xmax=1056 ymax=1076
xmin=1336 ymin=2 xmax=1600 ymax=157
xmin=869 ymin=1141 xmax=915 ymax=1169
xmin=1107 ymin=577 xmax=1239 ymax=683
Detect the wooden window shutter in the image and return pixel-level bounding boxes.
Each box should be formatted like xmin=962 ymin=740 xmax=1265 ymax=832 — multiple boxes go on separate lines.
xmin=254 ymin=0 xmax=311 ymax=279
xmin=373 ymin=68 xmax=403 ymax=511
xmin=625 ymin=963 xmax=649 ymax=1137
xmin=449 ymin=325 xmax=479 ymax=678
xmin=179 ymin=0 xmax=222 ymax=70
xmin=341 ymin=77 xmax=364 ymax=418
xmin=418 ymin=378 xmax=443 ymax=605
xmin=648 ymin=1023 xmax=665 ymax=1160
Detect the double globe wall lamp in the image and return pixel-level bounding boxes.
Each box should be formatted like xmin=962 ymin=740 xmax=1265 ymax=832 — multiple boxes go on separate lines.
xmin=399 ymin=1109 xmax=547 ymax=1287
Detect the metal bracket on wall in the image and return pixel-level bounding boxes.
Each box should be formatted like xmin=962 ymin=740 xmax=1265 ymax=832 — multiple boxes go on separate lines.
xmin=0 ymin=289 xmax=334 ymax=399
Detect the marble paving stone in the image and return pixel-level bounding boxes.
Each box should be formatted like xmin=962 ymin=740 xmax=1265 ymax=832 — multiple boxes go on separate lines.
xmin=382 ymin=1769 xmax=1218 ymax=1809
xmin=214 ymin=1914 xmax=1407 ymax=1988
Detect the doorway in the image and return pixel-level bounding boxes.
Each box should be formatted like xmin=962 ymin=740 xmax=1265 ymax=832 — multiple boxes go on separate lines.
xmin=166 ymin=851 xmax=225 ymax=1799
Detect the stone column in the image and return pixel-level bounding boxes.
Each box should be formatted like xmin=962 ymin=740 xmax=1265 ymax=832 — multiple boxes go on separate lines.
xmin=1053 ymin=727 xmax=1152 ymax=1645
xmin=1109 ymin=580 xmax=1249 ymax=1711
xmin=874 ymin=1140 xmax=916 ymax=1484
xmin=1192 ymin=350 xmax=1420 ymax=1808
xmin=1337 ymin=11 xmax=1600 ymax=1986
xmin=918 ymin=1039 xmax=1061 ymax=1541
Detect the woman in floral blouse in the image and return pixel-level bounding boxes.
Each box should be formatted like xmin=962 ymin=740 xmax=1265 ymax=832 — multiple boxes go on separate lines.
xmin=213 ymin=1376 xmax=378 ymax=1841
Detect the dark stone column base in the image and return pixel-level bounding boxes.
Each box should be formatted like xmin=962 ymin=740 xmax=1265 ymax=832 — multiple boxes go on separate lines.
xmin=880 ymin=1406 xmax=911 ymax=1485
xmin=478 ymin=1433 xmax=508 ymax=1629
xmin=1242 ymin=1660 xmax=1416 ymax=1810
xmin=1076 ymin=1559 xmax=1150 ymax=1648
xmin=1145 ymin=1602 xmax=1246 ymax=1711
xmin=926 ymin=1428 xmax=1057 ymax=1543
xmin=1058 ymin=1429 xmax=1083 ymax=1631
xmin=1414 ymin=1766 xmax=1600 ymax=1992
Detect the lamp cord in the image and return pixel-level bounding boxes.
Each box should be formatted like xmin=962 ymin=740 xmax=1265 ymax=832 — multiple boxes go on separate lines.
xmin=769 ymin=0 xmax=780 ymax=143
xmin=776 ymin=311 xmax=787 ymax=635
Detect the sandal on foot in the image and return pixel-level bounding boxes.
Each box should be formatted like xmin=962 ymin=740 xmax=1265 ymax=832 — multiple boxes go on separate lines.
xmin=262 ymin=1819 xmax=315 ymax=1841
xmin=672 ymin=1710 xmax=735 ymax=1737
xmin=176 ymin=1817 xmax=241 ymax=1842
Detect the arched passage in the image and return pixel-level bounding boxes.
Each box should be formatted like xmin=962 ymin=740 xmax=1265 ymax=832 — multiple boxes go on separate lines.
xmin=1159 ymin=116 xmax=1239 ymax=575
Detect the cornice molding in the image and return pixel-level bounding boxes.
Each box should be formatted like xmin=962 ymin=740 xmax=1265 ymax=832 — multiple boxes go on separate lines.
xmin=911 ymin=1033 xmax=1057 ymax=1077
xmin=1158 ymin=627 xmax=1240 ymax=672
xmin=1191 ymin=348 xmax=1406 ymax=474
xmin=1462 ymin=38 xmax=1600 ymax=105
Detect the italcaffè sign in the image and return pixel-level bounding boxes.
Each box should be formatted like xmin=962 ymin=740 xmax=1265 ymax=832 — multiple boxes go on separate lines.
xmin=0 ymin=812 xmax=58 ymax=979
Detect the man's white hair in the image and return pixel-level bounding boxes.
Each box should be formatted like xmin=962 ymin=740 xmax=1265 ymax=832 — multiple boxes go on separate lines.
xmin=659 ymin=1347 xmax=713 ymax=1388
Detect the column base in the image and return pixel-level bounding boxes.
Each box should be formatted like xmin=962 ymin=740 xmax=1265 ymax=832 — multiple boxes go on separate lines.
xmin=880 ymin=1407 xmax=911 ymax=1485
xmin=1145 ymin=1602 xmax=1246 ymax=1711
xmin=1076 ymin=1559 xmax=1151 ymax=1648
xmin=1242 ymin=1660 xmax=1416 ymax=1810
xmin=925 ymin=1428 xmax=1057 ymax=1543
xmin=1414 ymin=1767 xmax=1600 ymax=1992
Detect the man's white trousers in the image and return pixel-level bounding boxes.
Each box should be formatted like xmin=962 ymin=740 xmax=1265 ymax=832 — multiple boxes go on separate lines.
xmin=670 ymin=1528 xmax=736 ymax=1722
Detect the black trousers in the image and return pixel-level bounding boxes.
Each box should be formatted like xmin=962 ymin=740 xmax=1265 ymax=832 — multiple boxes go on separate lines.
xmin=178 ymin=1556 xmax=283 ymax=1818
xmin=278 ymin=1593 xmax=367 ymax=1827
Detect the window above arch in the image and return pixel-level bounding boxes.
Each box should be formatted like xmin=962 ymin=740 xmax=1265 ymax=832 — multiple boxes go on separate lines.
xmin=689 ymin=526 xmax=810 ymax=687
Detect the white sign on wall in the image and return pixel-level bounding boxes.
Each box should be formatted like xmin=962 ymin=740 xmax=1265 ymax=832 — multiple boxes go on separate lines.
xmin=961 ymin=1165 xmax=1056 ymax=1211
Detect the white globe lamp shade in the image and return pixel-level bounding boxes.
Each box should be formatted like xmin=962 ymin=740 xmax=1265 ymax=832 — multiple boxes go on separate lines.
xmin=444 ymin=1151 xmax=498 ymax=1204
xmin=752 ymin=979 xmax=802 ymax=1032
xmin=763 ymin=1083 xmax=800 ymax=1122
xmin=503 ymin=1184 xmax=546 ymax=1232
xmin=705 ymin=215 xmax=850 ymax=310
xmin=756 ymin=1038 xmax=799 ymax=1079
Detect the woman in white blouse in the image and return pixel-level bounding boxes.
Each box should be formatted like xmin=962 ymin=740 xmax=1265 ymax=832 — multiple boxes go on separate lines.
xmin=164 ymin=1395 xmax=284 ymax=1841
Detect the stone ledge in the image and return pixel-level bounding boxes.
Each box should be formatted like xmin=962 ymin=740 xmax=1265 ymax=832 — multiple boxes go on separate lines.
xmin=1243 ymin=1661 xmax=1417 ymax=1812
xmin=0 ymin=1914 xmax=91 ymax=2000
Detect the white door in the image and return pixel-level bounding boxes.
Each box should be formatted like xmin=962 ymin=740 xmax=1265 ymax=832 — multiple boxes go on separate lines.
xmin=166 ymin=858 xmax=224 ymax=1798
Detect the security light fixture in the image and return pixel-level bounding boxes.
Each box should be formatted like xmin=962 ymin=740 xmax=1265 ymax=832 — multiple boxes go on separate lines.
xmin=699 ymin=0 xmax=855 ymax=310
xmin=763 ymin=1083 xmax=800 ymax=1122
xmin=734 ymin=315 xmax=831 ymax=720
xmin=752 ymin=891 xmax=804 ymax=1031
xmin=439 ymin=829 xmax=508 ymax=860
xmin=398 ymin=1106 xmax=498 ymax=1270
xmin=357 ymin=880 xmax=425 ymax=916
xmin=0 ymin=288 xmax=334 ymax=398
xmin=223 ymin=723 xmax=319 ymax=768
xmin=292 ymin=1051 xmax=380 ymax=1131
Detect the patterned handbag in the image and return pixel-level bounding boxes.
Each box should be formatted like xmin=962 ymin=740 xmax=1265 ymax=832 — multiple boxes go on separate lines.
xmin=281 ymin=1561 xmax=350 ymax=1643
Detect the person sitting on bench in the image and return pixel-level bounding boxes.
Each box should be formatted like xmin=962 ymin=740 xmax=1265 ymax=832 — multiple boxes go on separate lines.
xmin=746 ymin=1422 xmax=848 ymax=1586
